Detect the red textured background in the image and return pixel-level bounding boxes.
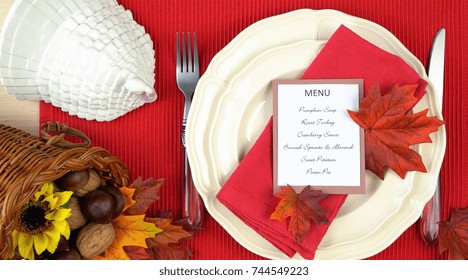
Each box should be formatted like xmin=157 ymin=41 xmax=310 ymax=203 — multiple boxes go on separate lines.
xmin=40 ymin=0 xmax=467 ymax=259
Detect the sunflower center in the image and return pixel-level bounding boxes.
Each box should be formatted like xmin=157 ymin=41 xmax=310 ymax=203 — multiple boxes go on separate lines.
xmin=18 ymin=201 xmax=51 ymax=234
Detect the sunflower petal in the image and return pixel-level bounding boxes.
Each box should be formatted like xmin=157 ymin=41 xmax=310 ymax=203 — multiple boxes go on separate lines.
xmin=33 ymin=233 xmax=49 ymax=255
xmin=62 ymin=221 xmax=70 ymax=239
xmin=36 ymin=182 xmax=54 ymax=200
xmin=45 ymin=208 xmax=71 ymax=221
xmin=43 ymin=194 xmax=58 ymax=209
xmin=18 ymin=232 xmax=35 ymax=260
xmin=45 ymin=182 xmax=54 ymax=194
xmin=12 ymin=230 xmax=19 ymax=250
xmin=54 ymin=191 xmax=73 ymax=207
xmin=52 ymin=221 xmax=71 ymax=241
xmin=44 ymin=229 xmax=61 ymax=254
xmin=44 ymin=232 xmax=60 ymax=254
xmin=51 ymin=220 xmax=68 ymax=235
xmin=33 ymin=184 xmax=47 ymax=201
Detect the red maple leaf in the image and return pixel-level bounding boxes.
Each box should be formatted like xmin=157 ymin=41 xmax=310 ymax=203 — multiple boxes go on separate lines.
xmin=348 ymin=82 xmax=444 ymax=179
xmin=438 ymin=208 xmax=468 ymax=260
xmin=270 ymin=186 xmax=329 ymax=243
xmin=125 ymin=177 xmax=164 ymax=215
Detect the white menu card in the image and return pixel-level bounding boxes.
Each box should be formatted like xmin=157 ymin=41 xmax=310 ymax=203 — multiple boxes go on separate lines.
xmin=273 ymin=79 xmax=365 ymax=194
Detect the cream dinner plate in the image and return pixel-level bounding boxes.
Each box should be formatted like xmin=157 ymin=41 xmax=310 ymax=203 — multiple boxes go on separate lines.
xmin=186 ymin=9 xmax=446 ymax=259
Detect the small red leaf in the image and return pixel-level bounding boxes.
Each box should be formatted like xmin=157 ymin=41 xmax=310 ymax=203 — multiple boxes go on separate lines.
xmin=270 ymin=186 xmax=329 ymax=243
xmin=438 ymin=208 xmax=468 ymax=260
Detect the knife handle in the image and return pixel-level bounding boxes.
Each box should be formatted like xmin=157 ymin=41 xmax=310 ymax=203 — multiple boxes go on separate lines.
xmin=419 ymin=178 xmax=441 ymax=246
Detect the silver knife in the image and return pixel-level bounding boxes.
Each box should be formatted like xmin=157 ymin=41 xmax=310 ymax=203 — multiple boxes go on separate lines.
xmin=420 ymin=28 xmax=445 ymax=246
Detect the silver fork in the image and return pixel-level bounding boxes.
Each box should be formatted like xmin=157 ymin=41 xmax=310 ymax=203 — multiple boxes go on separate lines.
xmin=176 ymin=32 xmax=204 ymax=227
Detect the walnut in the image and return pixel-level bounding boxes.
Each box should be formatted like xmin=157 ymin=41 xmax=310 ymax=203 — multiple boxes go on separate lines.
xmin=76 ymin=223 xmax=115 ymax=258
xmin=66 ymin=197 xmax=87 ymax=230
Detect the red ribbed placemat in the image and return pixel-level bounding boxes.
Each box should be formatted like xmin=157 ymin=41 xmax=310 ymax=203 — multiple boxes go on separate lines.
xmin=40 ymin=0 xmax=467 ymax=260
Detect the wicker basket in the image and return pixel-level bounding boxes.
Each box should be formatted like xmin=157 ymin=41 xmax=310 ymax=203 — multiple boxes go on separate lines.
xmin=0 ymin=122 xmax=129 ymax=259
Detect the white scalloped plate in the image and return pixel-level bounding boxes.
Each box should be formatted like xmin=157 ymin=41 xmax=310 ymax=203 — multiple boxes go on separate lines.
xmin=186 ymin=9 xmax=446 ymax=259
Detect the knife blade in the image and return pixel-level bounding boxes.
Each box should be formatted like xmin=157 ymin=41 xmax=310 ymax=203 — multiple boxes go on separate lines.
xmin=419 ymin=28 xmax=445 ymax=246
xmin=428 ymin=29 xmax=446 ymax=109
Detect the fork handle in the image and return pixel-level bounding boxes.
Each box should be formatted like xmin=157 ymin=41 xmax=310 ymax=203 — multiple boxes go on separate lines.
xmin=181 ymin=120 xmax=205 ymax=227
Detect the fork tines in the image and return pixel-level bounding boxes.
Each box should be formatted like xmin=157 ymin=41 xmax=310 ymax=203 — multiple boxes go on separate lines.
xmin=176 ymin=32 xmax=199 ymax=74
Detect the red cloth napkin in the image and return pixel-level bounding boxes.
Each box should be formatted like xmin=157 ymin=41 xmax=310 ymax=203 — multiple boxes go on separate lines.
xmin=218 ymin=24 xmax=428 ymax=259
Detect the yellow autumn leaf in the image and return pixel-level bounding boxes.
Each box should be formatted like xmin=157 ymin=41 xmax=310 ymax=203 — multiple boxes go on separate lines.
xmin=92 ymin=214 xmax=162 ymax=260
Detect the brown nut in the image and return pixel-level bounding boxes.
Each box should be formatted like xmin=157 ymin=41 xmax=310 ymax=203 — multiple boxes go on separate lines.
xmin=50 ymin=248 xmax=81 ymax=260
xmin=76 ymin=223 xmax=115 ymax=258
xmin=99 ymin=185 xmax=126 ymax=219
xmin=81 ymin=190 xmax=115 ymax=224
xmin=55 ymin=169 xmax=100 ymax=197
xmin=73 ymin=169 xmax=101 ymax=197
xmin=55 ymin=235 xmax=69 ymax=253
xmin=66 ymin=197 xmax=87 ymax=230
xmin=55 ymin=169 xmax=89 ymax=191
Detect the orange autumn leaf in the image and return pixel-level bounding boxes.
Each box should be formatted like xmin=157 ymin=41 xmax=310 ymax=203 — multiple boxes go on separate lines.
xmin=438 ymin=208 xmax=468 ymax=260
xmin=119 ymin=185 xmax=137 ymax=212
xmin=270 ymin=186 xmax=329 ymax=243
xmin=348 ymin=82 xmax=444 ymax=179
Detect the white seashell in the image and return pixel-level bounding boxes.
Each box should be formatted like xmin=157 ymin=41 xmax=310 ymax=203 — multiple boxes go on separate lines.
xmin=0 ymin=0 xmax=157 ymax=121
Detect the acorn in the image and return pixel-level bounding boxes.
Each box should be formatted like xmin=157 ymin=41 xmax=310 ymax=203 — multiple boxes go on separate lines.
xmin=81 ymin=190 xmax=115 ymax=224
xmin=99 ymin=185 xmax=126 ymax=219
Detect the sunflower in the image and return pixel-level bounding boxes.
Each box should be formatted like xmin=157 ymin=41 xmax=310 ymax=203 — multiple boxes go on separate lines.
xmin=12 ymin=182 xmax=73 ymax=260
